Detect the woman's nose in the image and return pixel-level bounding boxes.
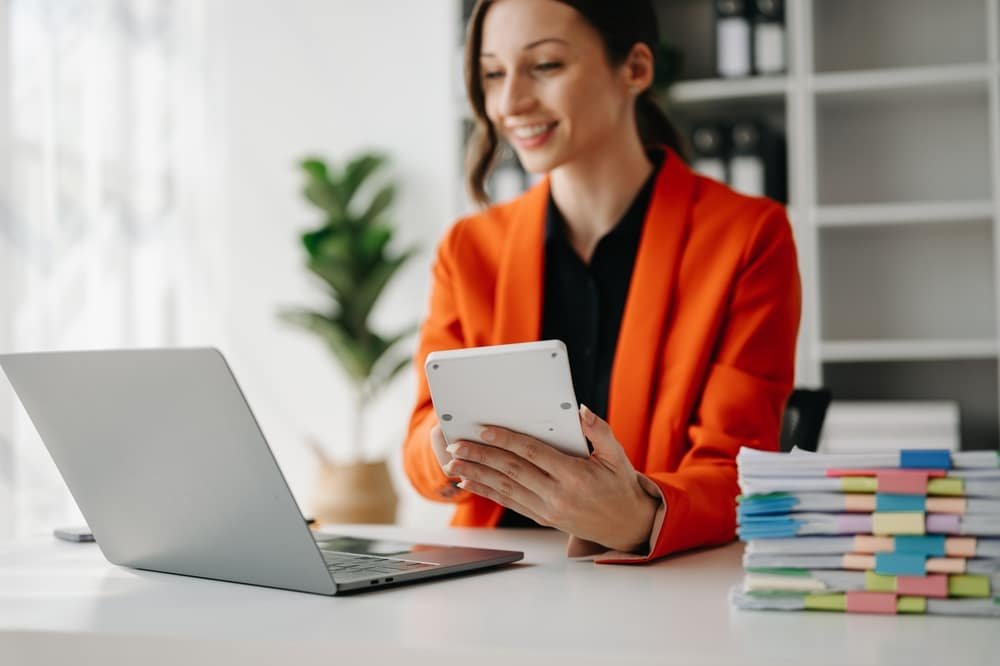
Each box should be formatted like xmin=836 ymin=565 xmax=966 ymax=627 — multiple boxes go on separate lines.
xmin=497 ymin=71 xmax=536 ymax=117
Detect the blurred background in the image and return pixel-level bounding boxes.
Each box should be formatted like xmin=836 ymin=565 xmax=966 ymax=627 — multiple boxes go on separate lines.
xmin=1 ymin=0 xmax=999 ymax=540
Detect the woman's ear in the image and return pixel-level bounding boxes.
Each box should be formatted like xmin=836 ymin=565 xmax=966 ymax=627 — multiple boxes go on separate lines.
xmin=623 ymin=42 xmax=655 ymax=95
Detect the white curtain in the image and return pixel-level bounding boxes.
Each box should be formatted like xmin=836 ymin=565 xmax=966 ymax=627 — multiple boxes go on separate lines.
xmin=0 ymin=0 xmax=222 ymax=539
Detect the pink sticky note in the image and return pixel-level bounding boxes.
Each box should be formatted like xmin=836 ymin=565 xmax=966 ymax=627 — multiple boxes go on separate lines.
xmin=847 ymin=591 xmax=898 ymax=614
xmin=877 ymin=470 xmax=929 ymax=495
xmin=896 ymin=575 xmax=948 ymax=598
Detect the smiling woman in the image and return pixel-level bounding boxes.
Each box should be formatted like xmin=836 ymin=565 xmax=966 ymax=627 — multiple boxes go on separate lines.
xmin=402 ymin=0 xmax=801 ymax=563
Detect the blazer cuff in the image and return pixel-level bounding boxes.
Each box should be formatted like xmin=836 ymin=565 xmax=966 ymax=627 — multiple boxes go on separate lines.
xmin=565 ymin=472 xmax=668 ymax=562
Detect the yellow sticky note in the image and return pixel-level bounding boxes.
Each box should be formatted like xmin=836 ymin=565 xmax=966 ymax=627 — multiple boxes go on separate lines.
xmin=872 ymin=512 xmax=925 ymax=536
xmin=842 ymin=477 xmax=878 ymax=493
xmin=804 ymin=593 xmax=847 ymax=612
xmin=948 ymin=575 xmax=990 ymax=598
xmin=928 ymin=477 xmax=964 ymax=496
xmin=897 ymin=596 xmax=927 ymax=614
xmin=865 ymin=570 xmax=896 ymax=593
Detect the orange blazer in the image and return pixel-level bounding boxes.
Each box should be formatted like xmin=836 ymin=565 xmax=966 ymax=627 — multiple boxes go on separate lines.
xmin=402 ymin=148 xmax=800 ymax=562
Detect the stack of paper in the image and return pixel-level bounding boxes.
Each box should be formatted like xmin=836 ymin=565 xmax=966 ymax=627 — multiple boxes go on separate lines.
xmin=818 ymin=401 xmax=960 ymax=454
xmin=731 ymin=447 xmax=1000 ymax=616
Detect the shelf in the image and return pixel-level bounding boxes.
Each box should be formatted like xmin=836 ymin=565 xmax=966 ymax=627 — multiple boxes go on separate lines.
xmin=811 ymin=63 xmax=991 ymax=98
xmin=667 ymin=76 xmax=788 ymax=105
xmin=819 ymin=222 xmax=996 ymax=342
xmin=816 ymin=84 xmax=991 ymax=204
xmin=813 ymin=0 xmax=989 ymax=73
xmin=822 ymin=358 xmax=999 ymax=450
xmin=820 ymin=340 xmax=998 ymax=362
xmin=814 ymin=201 xmax=995 ymax=228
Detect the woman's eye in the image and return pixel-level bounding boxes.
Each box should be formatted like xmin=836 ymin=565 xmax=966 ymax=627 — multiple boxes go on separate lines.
xmin=535 ymin=61 xmax=563 ymax=72
xmin=483 ymin=70 xmax=504 ymax=81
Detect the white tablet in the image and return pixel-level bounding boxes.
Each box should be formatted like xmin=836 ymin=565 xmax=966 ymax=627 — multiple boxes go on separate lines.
xmin=425 ymin=340 xmax=590 ymax=458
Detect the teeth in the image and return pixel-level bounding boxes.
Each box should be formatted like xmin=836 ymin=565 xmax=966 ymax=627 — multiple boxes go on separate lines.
xmin=512 ymin=123 xmax=553 ymax=139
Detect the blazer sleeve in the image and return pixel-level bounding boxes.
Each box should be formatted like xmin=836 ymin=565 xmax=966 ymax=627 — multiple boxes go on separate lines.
xmin=401 ymin=221 xmax=472 ymax=503
xmin=593 ymin=203 xmax=801 ymax=564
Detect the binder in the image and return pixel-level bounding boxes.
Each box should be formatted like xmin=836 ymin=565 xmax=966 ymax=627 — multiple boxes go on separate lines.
xmin=728 ymin=120 xmax=786 ymax=202
xmin=715 ymin=0 xmax=752 ymax=78
xmin=752 ymin=0 xmax=786 ymax=75
xmin=690 ymin=124 xmax=728 ymax=184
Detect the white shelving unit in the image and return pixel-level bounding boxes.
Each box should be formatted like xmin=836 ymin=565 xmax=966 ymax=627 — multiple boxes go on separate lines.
xmin=659 ymin=0 xmax=1000 ymax=450
xmin=452 ymin=0 xmax=1000 ymax=449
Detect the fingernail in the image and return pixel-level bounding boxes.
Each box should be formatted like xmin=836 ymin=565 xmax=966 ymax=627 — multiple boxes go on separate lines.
xmin=580 ymin=404 xmax=597 ymax=426
xmin=443 ymin=460 xmax=455 ymax=474
xmin=446 ymin=443 xmax=460 ymax=455
xmin=456 ymin=480 xmax=468 ymax=489
xmin=480 ymin=428 xmax=495 ymax=442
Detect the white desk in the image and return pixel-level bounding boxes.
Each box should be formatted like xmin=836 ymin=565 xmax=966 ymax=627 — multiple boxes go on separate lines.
xmin=1 ymin=525 xmax=996 ymax=665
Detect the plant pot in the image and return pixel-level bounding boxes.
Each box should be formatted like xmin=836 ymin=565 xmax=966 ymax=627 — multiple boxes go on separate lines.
xmin=309 ymin=457 xmax=398 ymax=525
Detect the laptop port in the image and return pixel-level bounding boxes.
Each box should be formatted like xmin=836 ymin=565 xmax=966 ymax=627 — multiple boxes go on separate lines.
xmin=386 ymin=577 xmax=394 ymax=583
xmin=370 ymin=580 xmax=379 ymax=585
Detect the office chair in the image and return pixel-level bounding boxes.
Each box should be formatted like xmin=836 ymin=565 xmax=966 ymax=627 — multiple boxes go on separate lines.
xmin=779 ymin=388 xmax=833 ymax=453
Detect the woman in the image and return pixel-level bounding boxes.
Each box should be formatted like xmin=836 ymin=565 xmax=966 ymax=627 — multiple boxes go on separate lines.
xmin=402 ymin=0 xmax=800 ymax=562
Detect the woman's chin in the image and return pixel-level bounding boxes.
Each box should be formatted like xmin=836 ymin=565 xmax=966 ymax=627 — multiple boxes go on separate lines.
xmin=513 ymin=149 xmax=566 ymax=176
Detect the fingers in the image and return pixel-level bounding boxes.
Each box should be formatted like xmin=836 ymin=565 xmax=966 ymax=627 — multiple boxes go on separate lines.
xmin=430 ymin=424 xmax=453 ymax=472
xmin=579 ymin=404 xmax=629 ymax=463
xmin=452 ymin=475 xmax=550 ymax=527
xmin=478 ymin=425 xmax=566 ymax=470
xmin=446 ymin=441 xmax=553 ymax=497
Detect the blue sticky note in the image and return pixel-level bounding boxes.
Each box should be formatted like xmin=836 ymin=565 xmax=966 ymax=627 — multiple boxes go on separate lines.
xmin=738 ymin=496 xmax=798 ymax=517
xmin=900 ymin=449 xmax=951 ymax=470
xmin=875 ymin=552 xmax=927 ymax=576
xmin=737 ymin=518 xmax=802 ymax=540
xmin=876 ymin=494 xmax=926 ymax=512
xmin=894 ymin=535 xmax=947 ymax=557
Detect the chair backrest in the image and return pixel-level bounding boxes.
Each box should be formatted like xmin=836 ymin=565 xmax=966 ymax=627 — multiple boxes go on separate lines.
xmin=779 ymin=388 xmax=833 ymax=453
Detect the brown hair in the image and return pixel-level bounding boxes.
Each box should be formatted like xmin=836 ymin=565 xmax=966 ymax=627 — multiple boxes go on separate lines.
xmin=463 ymin=0 xmax=687 ymax=207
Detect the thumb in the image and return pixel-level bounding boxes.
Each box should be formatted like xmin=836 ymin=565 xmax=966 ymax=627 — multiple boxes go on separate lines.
xmin=579 ymin=404 xmax=629 ymax=462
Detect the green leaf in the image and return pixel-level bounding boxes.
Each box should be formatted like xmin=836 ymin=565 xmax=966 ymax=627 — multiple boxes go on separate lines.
xmin=358 ymin=184 xmax=395 ymax=226
xmin=357 ymin=225 xmax=393 ymax=267
xmin=304 ymin=179 xmax=344 ymax=217
xmin=366 ymin=356 xmax=412 ymax=399
xmin=341 ymin=153 xmax=387 ymax=210
xmin=300 ymin=227 xmax=332 ymax=259
xmin=300 ymin=157 xmax=329 ymax=182
xmin=352 ymin=247 xmax=417 ymax=327
xmin=278 ymin=309 xmax=369 ymax=382
xmin=307 ymin=257 xmax=354 ymax=299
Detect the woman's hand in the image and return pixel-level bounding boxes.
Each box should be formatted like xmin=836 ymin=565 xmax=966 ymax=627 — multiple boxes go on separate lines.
xmin=438 ymin=404 xmax=660 ymax=553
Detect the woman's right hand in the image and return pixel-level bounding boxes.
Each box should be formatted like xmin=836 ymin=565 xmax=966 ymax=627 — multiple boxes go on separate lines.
xmin=430 ymin=424 xmax=455 ymax=476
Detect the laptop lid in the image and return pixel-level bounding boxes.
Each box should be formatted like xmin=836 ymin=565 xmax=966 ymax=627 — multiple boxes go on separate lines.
xmin=0 ymin=348 xmax=339 ymax=594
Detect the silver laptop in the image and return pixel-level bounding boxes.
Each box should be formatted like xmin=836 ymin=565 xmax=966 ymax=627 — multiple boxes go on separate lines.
xmin=0 ymin=348 xmax=522 ymax=595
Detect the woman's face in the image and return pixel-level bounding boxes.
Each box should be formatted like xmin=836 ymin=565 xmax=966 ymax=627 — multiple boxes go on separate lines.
xmin=478 ymin=0 xmax=634 ymax=174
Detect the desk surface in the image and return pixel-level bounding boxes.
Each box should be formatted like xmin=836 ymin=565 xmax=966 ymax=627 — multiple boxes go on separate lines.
xmin=1 ymin=525 xmax=997 ymax=665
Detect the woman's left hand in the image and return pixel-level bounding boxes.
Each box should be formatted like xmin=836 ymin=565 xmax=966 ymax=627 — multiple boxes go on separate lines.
xmin=443 ymin=404 xmax=661 ymax=553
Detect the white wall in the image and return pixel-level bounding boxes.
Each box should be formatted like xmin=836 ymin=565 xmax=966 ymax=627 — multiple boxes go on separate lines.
xmin=210 ymin=0 xmax=460 ymax=526
xmin=0 ymin=0 xmax=14 ymax=538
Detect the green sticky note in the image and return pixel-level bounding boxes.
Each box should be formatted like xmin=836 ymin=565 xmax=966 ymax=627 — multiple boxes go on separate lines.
xmin=897 ymin=596 xmax=927 ymax=614
xmin=865 ymin=570 xmax=896 ymax=593
xmin=738 ymin=492 xmax=789 ymax=502
xmin=842 ymin=477 xmax=878 ymax=493
xmin=745 ymin=567 xmax=811 ymax=577
xmin=948 ymin=575 xmax=990 ymax=598
xmin=927 ymin=477 xmax=964 ymax=496
xmin=804 ymin=593 xmax=847 ymax=612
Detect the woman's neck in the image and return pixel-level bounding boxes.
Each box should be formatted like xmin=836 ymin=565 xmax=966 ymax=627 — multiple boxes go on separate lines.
xmin=548 ymin=132 xmax=654 ymax=263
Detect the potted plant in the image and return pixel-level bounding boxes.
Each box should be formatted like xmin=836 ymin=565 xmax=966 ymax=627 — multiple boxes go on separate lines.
xmin=280 ymin=152 xmax=417 ymax=524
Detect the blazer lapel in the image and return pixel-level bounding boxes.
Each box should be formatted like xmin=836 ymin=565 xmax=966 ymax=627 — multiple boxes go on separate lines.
xmin=608 ymin=150 xmax=697 ymax=460
xmin=491 ymin=177 xmax=550 ymax=345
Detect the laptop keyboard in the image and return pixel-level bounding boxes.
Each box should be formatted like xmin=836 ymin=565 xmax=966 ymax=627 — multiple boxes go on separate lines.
xmin=321 ymin=550 xmax=435 ymax=577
